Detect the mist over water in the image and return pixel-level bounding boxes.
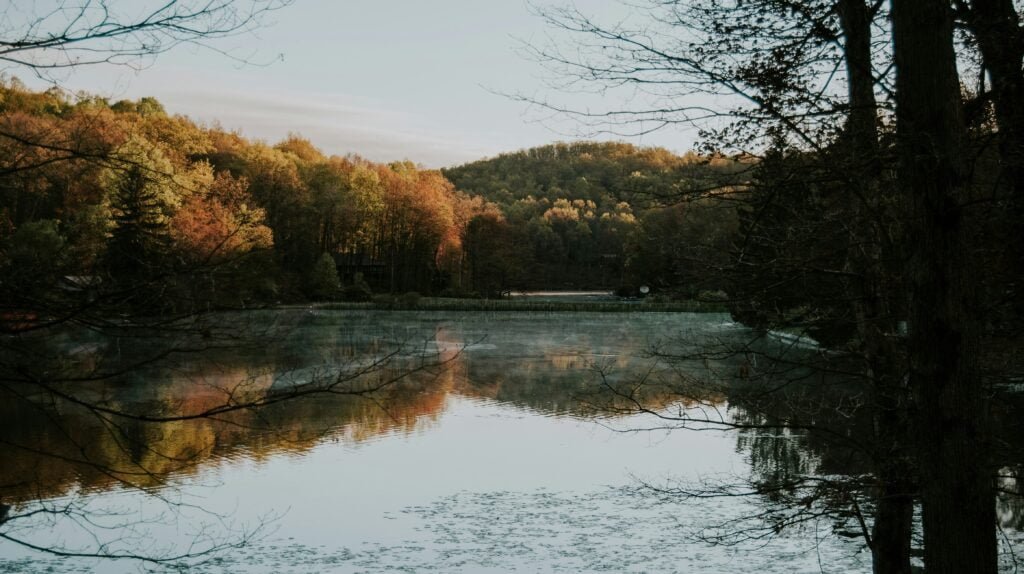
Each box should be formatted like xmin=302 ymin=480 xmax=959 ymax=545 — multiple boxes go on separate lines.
xmin=1 ymin=310 xmax=1020 ymax=572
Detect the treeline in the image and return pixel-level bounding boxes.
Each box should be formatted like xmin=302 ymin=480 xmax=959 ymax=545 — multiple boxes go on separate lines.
xmin=0 ymin=79 xmax=744 ymax=309
xmin=724 ymin=141 xmax=1022 ymax=347
xmin=444 ymin=141 xmax=743 ymax=295
xmin=0 ymin=79 xmax=454 ymax=308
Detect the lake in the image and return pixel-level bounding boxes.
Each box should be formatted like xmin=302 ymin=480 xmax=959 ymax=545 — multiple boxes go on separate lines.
xmin=0 ymin=309 xmax=1020 ymax=572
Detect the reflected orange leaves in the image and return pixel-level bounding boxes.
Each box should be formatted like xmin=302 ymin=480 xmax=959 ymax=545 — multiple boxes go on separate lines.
xmin=0 ymin=320 xmax=722 ymax=505
xmin=0 ymin=338 xmax=462 ymax=504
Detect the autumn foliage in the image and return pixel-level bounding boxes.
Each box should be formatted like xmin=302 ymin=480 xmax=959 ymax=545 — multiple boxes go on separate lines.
xmin=0 ymin=78 xmax=740 ymax=309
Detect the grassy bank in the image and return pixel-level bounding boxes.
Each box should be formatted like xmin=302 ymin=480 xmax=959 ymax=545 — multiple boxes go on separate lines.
xmin=315 ymin=296 xmax=727 ymax=313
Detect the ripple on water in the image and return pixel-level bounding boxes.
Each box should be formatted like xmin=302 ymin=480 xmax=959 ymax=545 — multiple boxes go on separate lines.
xmin=164 ymin=486 xmax=874 ymax=574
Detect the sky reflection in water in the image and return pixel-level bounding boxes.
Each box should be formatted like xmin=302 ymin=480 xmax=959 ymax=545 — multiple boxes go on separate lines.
xmin=0 ymin=310 xmax=992 ymax=572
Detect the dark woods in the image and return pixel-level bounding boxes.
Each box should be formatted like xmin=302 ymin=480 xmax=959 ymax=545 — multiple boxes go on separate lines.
xmin=522 ymin=0 xmax=1024 ymax=572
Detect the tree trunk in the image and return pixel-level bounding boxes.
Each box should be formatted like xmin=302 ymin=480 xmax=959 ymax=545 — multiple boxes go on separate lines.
xmin=892 ymin=0 xmax=996 ymax=572
xmin=837 ymin=0 xmax=879 ymax=165
xmin=872 ymin=482 xmax=914 ymax=574
xmin=838 ymin=4 xmax=915 ymax=572
xmin=962 ymin=0 xmax=1024 ymax=319
xmin=871 ymin=382 xmax=915 ymax=574
xmin=965 ymin=0 xmax=1024 ymax=196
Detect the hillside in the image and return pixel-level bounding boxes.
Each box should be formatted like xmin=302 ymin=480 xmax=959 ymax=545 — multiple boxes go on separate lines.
xmin=0 ymin=80 xmax=741 ymax=303
xmin=442 ymin=141 xmax=743 ymax=294
xmin=443 ymin=141 xmax=733 ymax=209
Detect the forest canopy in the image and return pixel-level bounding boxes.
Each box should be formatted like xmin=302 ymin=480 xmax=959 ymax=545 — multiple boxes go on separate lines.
xmin=0 ymin=78 xmax=742 ymax=308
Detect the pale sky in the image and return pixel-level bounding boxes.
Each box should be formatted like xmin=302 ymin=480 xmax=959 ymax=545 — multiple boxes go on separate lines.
xmin=15 ymin=0 xmax=699 ymax=168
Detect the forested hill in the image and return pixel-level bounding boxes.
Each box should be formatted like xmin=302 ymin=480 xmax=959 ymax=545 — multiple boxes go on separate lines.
xmin=442 ymin=141 xmax=730 ymax=209
xmin=440 ymin=142 xmax=743 ymax=295
xmin=0 ymin=79 xmax=740 ymax=307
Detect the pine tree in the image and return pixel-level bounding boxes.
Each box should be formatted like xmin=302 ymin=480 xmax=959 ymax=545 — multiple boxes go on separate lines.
xmin=307 ymin=252 xmax=341 ymax=300
xmin=107 ymin=165 xmax=171 ymax=283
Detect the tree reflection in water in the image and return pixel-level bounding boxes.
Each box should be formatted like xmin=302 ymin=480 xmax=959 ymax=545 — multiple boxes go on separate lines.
xmin=593 ymin=325 xmax=1024 ymax=568
xmin=2 ymin=310 xmax=1023 ymax=569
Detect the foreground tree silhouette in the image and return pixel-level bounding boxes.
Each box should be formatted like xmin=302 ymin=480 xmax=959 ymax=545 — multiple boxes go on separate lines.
xmin=893 ymin=0 xmax=997 ymax=570
xmin=528 ymin=1 xmax=1021 ymax=572
xmin=0 ymin=0 xmax=291 ymax=79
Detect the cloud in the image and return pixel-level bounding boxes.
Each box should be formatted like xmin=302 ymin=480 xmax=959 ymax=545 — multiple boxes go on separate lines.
xmin=158 ymin=88 xmax=496 ymax=167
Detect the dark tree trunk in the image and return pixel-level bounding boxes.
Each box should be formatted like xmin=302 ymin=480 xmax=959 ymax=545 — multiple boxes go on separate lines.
xmin=963 ymin=0 xmax=1024 ymax=196
xmin=871 ymin=382 xmax=915 ymax=574
xmin=872 ymin=483 xmax=914 ymax=574
xmin=961 ymin=0 xmax=1024 ymax=318
xmin=892 ymin=0 xmax=997 ymax=572
xmin=837 ymin=0 xmax=879 ymax=165
xmin=838 ymin=4 xmax=915 ymax=572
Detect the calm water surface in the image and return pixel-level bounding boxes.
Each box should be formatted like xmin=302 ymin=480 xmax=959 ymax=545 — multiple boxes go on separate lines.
xmin=0 ymin=310 xmax=1017 ymax=572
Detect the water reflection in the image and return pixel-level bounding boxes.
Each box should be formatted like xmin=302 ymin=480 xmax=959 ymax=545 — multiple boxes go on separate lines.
xmin=0 ymin=311 xmax=723 ymax=506
xmin=2 ymin=309 xmax=1023 ymax=570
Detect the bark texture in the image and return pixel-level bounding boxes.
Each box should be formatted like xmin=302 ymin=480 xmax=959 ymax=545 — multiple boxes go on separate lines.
xmin=892 ymin=0 xmax=997 ymax=572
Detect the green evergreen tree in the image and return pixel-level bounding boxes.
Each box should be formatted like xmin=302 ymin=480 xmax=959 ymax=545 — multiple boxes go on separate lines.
xmin=106 ymin=165 xmax=171 ymax=283
xmin=307 ymin=252 xmax=341 ymax=300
